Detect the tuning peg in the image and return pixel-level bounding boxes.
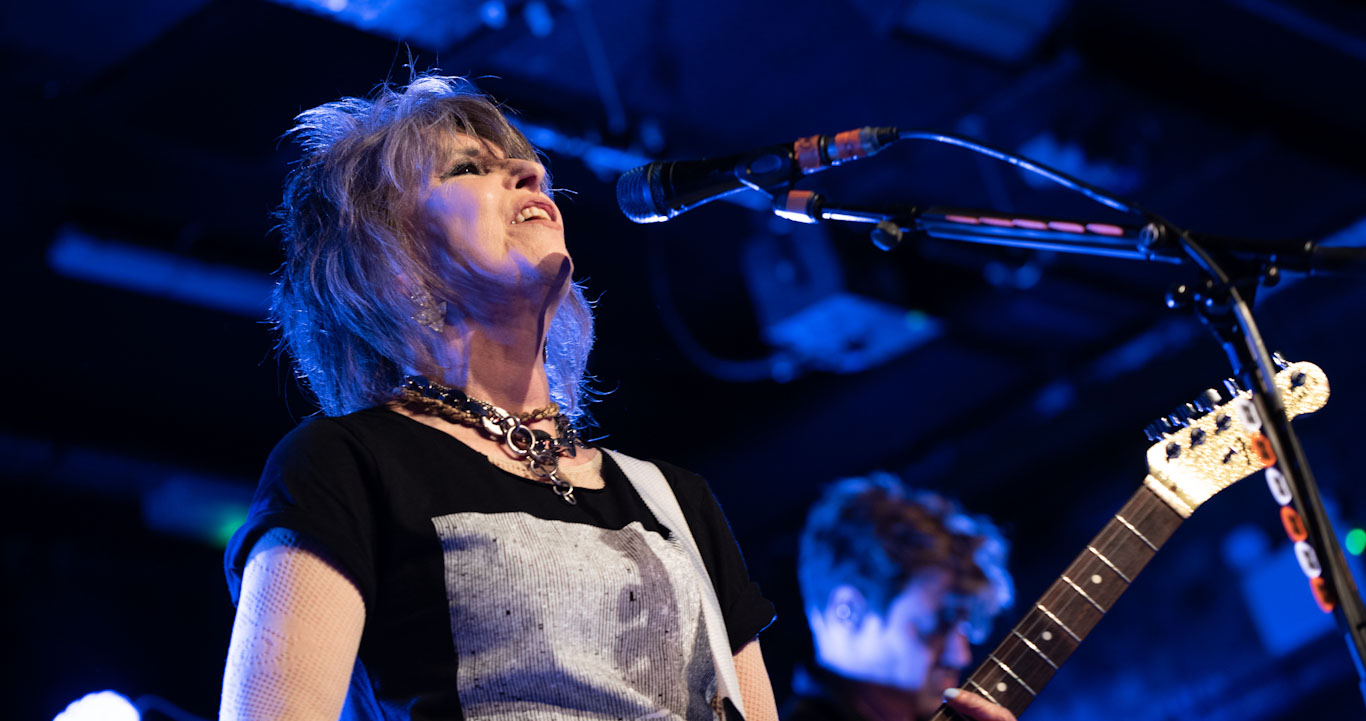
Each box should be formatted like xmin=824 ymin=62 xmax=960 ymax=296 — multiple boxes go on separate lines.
xmin=1272 ymin=352 xmax=1290 ymax=370
xmin=1168 ymin=402 xmax=1200 ymax=427
xmin=1191 ymin=389 xmax=1222 ymax=414
xmin=1223 ymin=377 xmax=1244 ymax=399
xmin=1145 ymin=417 xmax=1176 ymax=441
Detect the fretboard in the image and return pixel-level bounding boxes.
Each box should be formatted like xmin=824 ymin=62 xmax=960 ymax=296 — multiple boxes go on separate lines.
xmin=931 ymin=480 xmax=1186 ymax=720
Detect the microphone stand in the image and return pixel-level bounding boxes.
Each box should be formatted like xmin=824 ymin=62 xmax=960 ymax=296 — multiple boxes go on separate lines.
xmin=772 ymin=188 xmax=1366 ymax=707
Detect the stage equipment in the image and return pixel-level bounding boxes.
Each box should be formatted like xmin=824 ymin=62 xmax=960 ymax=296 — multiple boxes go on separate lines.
xmin=621 ymin=126 xmax=1366 ymax=713
xmin=616 ymin=127 xmax=898 ymax=223
xmin=924 ymin=360 xmax=1329 ymax=719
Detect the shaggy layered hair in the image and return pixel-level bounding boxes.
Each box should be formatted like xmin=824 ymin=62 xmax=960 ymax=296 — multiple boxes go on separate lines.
xmin=798 ymin=472 xmax=1014 ymax=642
xmin=272 ymin=74 xmax=595 ymax=419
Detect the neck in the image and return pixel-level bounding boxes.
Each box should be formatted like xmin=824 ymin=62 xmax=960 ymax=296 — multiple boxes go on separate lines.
xmin=428 ymin=272 xmax=566 ymax=415
xmin=807 ymin=663 xmax=931 ymax=721
xmin=459 ymin=324 xmax=554 ymax=411
xmin=840 ymin=678 xmax=922 ymax=721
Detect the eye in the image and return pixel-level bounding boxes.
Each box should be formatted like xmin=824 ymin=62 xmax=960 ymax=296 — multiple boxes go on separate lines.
xmin=444 ymin=160 xmax=483 ymax=178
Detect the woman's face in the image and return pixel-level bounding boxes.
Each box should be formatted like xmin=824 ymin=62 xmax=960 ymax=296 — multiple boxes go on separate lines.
xmin=420 ymin=133 xmax=567 ymax=288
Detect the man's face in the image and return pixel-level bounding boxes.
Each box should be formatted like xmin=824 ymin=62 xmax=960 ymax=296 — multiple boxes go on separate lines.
xmin=881 ymin=571 xmax=975 ymax=716
xmin=813 ymin=569 xmax=975 ymax=717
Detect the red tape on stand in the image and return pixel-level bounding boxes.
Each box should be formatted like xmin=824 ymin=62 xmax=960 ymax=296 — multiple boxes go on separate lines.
xmin=1311 ymin=577 xmax=1337 ymax=613
xmin=1280 ymin=506 xmax=1308 ymax=542
xmin=1250 ymin=432 xmax=1277 ymax=467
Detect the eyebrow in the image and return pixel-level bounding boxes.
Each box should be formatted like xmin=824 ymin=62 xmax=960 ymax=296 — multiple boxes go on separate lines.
xmin=450 ymin=144 xmax=513 ymax=165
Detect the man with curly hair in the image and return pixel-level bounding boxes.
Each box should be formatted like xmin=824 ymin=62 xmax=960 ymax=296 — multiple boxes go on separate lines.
xmin=788 ymin=472 xmax=1015 ymax=721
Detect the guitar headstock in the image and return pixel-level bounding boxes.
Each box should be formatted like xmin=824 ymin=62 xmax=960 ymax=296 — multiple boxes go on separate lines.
xmin=1145 ymin=361 xmax=1330 ymax=516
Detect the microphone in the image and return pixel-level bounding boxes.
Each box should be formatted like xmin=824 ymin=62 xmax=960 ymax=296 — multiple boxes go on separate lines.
xmin=617 ymin=126 xmax=899 ymax=223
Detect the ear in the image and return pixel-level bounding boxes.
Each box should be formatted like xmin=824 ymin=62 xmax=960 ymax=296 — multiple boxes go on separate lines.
xmin=809 ymin=584 xmax=869 ymax=665
xmin=825 ymin=584 xmax=867 ymax=628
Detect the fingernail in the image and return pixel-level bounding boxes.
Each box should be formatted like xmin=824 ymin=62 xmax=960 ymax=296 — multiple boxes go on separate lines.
xmin=943 ymin=688 xmax=961 ymax=701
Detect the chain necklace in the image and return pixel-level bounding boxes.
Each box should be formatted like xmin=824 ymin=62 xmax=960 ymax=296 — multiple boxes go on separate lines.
xmin=398 ymin=375 xmax=585 ymax=504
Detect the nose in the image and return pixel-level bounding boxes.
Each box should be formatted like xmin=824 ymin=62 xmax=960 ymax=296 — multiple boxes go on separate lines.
xmin=506 ymin=157 xmax=547 ymax=191
xmin=939 ymin=626 xmax=972 ymax=670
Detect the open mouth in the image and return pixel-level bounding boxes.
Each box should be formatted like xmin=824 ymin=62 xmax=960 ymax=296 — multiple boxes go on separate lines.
xmin=512 ymin=201 xmax=556 ymax=225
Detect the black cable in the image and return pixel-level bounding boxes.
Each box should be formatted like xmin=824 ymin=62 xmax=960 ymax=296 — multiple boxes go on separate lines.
xmin=896 ymin=129 xmax=1144 ymax=216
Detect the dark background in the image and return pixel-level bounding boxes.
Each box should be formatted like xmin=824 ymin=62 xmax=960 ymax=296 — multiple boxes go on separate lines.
xmin=5 ymin=1 xmax=1366 ymax=719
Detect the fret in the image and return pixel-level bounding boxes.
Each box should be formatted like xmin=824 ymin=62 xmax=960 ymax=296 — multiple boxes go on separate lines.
xmin=1034 ymin=603 xmax=1080 ymax=644
xmin=988 ymin=654 xmax=1037 ymax=696
xmin=1011 ymin=628 xmax=1058 ymax=670
xmin=1061 ymin=575 xmax=1106 ymax=613
xmin=967 ymin=658 xmax=1034 ymax=711
xmin=1120 ymin=484 xmax=1184 ymax=542
xmin=1038 ymin=581 xmax=1104 ymax=636
xmin=1086 ymin=545 xmax=1131 ymax=583
xmin=967 ymin=678 xmax=1001 ymax=706
xmin=986 ymin=634 xmax=1052 ymax=696
xmin=1059 ymin=546 xmax=1130 ymax=610
xmin=1113 ymin=512 xmax=1157 ymax=551
xmin=1014 ymin=607 xmax=1080 ymax=676
xmin=1088 ymin=522 xmax=1154 ymax=581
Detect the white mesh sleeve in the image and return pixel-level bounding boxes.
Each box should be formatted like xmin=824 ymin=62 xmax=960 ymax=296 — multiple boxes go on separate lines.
xmin=734 ymin=638 xmax=779 ymax=721
xmin=220 ymin=529 xmax=366 ymax=721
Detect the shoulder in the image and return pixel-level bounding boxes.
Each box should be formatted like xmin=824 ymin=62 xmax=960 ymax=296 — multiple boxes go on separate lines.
xmin=601 ymin=450 xmax=727 ymax=519
xmin=649 ymin=458 xmax=733 ymax=520
xmin=648 ymin=457 xmax=706 ymax=484
xmin=267 ymin=407 xmax=410 ymax=465
xmin=600 ymin=449 xmax=736 ymax=538
xmin=280 ymin=406 xmax=404 ymax=443
xmin=603 ymin=450 xmax=711 ymax=496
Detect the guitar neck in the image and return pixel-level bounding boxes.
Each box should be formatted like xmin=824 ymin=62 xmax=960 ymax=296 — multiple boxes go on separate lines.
xmin=931 ymin=480 xmax=1186 ymax=720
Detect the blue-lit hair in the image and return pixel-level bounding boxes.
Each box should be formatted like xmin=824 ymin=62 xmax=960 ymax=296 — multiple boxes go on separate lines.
xmin=273 ymin=73 xmax=595 ymax=419
xmin=798 ymin=472 xmax=1014 ymax=635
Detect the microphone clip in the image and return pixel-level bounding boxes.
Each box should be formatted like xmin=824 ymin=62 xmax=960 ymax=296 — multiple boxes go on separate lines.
xmin=734 ymin=146 xmax=801 ymax=195
xmin=772 ymin=189 xmax=919 ymax=252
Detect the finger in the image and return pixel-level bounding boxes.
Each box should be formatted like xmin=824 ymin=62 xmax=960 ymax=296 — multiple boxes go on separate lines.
xmin=943 ymin=688 xmax=1017 ymax=721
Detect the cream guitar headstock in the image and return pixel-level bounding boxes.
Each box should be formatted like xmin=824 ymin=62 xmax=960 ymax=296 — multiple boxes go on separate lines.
xmin=1144 ymin=361 xmax=1330 ymax=517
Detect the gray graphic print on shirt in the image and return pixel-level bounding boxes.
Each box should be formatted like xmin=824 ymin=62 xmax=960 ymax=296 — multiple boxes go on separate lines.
xmin=431 ymin=512 xmax=716 ymax=721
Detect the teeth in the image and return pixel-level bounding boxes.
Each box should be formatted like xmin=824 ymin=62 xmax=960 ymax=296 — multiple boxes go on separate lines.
xmin=514 ymin=206 xmax=552 ymax=224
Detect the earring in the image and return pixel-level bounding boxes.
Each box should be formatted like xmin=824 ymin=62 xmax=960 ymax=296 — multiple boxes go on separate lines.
xmin=410 ymin=289 xmax=447 ymax=333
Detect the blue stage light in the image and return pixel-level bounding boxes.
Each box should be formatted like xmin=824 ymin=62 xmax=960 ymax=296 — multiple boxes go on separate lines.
xmin=142 ymin=475 xmax=252 ymax=547
xmin=523 ymin=0 xmax=553 ymax=37
xmin=48 ymin=227 xmax=272 ymax=318
xmin=479 ymin=0 xmax=507 ymax=28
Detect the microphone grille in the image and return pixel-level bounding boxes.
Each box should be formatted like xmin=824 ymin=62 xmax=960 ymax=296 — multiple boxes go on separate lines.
xmin=616 ymin=163 xmax=670 ymax=224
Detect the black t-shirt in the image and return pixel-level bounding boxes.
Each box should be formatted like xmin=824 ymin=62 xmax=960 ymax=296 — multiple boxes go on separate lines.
xmin=782 ymin=665 xmax=866 ymax=721
xmin=225 ymin=407 xmax=774 ymax=720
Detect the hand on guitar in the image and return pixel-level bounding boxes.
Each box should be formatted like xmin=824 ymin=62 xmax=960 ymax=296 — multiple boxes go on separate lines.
xmin=943 ymin=688 xmax=1017 ymax=721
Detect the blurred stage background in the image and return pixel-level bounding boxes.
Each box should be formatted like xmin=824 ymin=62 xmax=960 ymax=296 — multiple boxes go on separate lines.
xmin=5 ymin=0 xmax=1366 ymax=718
